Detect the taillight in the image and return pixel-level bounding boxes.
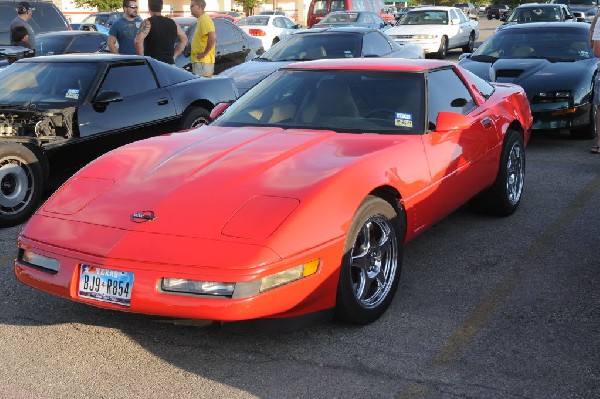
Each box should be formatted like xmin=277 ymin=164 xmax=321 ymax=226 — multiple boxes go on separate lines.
xmin=248 ymin=29 xmax=266 ymax=36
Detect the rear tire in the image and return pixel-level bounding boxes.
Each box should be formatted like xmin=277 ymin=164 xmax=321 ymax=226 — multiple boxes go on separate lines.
xmin=180 ymin=106 xmax=210 ymax=130
xmin=0 ymin=144 xmax=44 ymax=227
xmin=469 ymin=129 xmax=525 ymax=216
xmin=462 ymin=32 xmax=475 ymax=53
xmin=436 ymin=36 xmax=448 ymax=59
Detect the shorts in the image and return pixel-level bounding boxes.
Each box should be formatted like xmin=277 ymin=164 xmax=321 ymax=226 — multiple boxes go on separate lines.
xmin=192 ymin=62 xmax=214 ymax=78
xmin=594 ymin=74 xmax=600 ymax=106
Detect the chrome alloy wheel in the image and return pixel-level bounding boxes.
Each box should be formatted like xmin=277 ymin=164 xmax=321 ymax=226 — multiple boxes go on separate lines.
xmin=506 ymin=141 xmax=524 ymax=206
xmin=0 ymin=156 xmax=34 ymax=215
xmin=349 ymin=215 xmax=398 ymax=309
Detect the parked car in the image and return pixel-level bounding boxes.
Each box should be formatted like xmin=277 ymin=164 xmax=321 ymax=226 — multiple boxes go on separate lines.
xmin=236 ymin=14 xmax=302 ymax=50
xmin=459 ymin=22 xmax=597 ymax=139
xmin=14 ymin=58 xmax=532 ymax=329
xmin=77 ymin=11 xmax=126 ymax=34
xmin=36 ymin=31 xmax=108 ymax=56
xmin=312 ymin=11 xmax=390 ymax=30
xmin=495 ymin=3 xmax=574 ymax=33
xmin=174 ymin=17 xmax=264 ymax=74
xmin=0 ymin=44 xmax=33 ymax=70
xmin=549 ymin=0 xmax=598 ymax=22
xmin=0 ymin=0 xmax=70 ymax=45
xmin=220 ymin=27 xmax=424 ymax=94
xmin=0 ymin=54 xmax=238 ymax=227
xmin=307 ymin=0 xmax=395 ymax=26
xmin=395 ymin=6 xmax=416 ymax=21
xmin=386 ymin=6 xmax=479 ymax=58
xmin=453 ymin=2 xmax=478 ymax=20
xmin=487 ymin=4 xmax=510 ymax=20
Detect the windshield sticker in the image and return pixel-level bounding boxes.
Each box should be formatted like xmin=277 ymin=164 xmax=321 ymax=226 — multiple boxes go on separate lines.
xmin=395 ymin=112 xmax=413 ymax=128
xmin=65 ymin=89 xmax=80 ymax=100
xmin=344 ymin=50 xmax=353 ymax=58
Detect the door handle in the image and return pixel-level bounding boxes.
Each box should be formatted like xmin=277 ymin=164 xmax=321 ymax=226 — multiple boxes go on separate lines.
xmin=157 ymin=98 xmax=168 ymax=106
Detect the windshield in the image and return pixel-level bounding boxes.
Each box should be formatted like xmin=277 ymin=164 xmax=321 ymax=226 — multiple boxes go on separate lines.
xmin=0 ymin=62 xmax=99 ymax=106
xmin=507 ymin=7 xmax=562 ymax=22
xmin=237 ymin=16 xmax=270 ymax=26
xmin=36 ymin=36 xmax=70 ymax=56
xmin=212 ymin=69 xmax=425 ymax=135
xmin=400 ymin=10 xmax=449 ymax=25
xmin=260 ymin=33 xmax=361 ymax=61
xmin=472 ymin=28 xmax=592 ymax=61
xmin=321 ymin=12 xmax=360 ymax=23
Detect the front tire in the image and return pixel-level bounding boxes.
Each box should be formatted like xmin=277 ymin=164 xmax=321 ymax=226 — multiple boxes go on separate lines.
xmin=570 ymin=105 xmax=596 ymax=140
xmin=336 ymin=196 xmax=404 ymax=325
xmin=180 ymin=106 xmax=210 ymax=130
xmin=0 ymin=144 xmax=44 ymax=227
xmin=435 ymin=36 xmax=448 ymax=59
xmin=470 ymin=129 xmax=525 ymax=216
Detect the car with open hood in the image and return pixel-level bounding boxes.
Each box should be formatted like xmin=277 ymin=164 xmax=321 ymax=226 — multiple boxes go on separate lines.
xmin=459 ymin=22 xmax=598 ymax=139
xmin=15 ymin=58 xmax=532 ymax=330
xmin=0 ymin=54 xmax=238 ymax=227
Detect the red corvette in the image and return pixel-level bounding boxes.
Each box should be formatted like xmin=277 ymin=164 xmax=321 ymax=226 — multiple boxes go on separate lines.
xmin=15 ymin=59 xmax=532 ymax=328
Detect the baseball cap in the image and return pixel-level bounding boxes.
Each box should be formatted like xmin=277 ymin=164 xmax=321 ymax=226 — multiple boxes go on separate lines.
xmin=18 ymin=2 xmax=35 ymax=11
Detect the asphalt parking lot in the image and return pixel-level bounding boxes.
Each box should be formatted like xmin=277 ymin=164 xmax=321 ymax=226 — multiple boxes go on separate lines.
xmin=0 ymin=17 xmax=598 ymax=399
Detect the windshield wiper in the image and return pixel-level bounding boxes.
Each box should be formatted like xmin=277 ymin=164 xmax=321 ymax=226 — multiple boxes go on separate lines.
xmin=253 ymin=57 xmax=273 ymax=62
xmin=517 ymin=55 xmax=575 ymax=63
xmin=469 ymin=54 xmax=498 ymax=63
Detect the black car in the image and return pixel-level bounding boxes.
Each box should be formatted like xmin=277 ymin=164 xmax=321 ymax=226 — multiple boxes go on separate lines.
xmin=495 ymin=3 xmax=574 ymax=32
xmin=549 ymin=0 xmax=598 ymax=22
xmin=459 ymin=22 xmax=598 ymax=139
xmin=0 ymin=54 xmax=238 ymax=226
xmin=173 ymin=17 xmax=264 ymax=74
xmin=0 ymin=0 xmax=70 ymax=45
xmin=36 ymin=31 xmax=108 ymax=56
xmin=487 ymin=4 xmax=510 ymax=20
xmin=220 ymin=27 xmax=424 ymax=95
xmin=77 ymin=11 xmax=124 ymax=33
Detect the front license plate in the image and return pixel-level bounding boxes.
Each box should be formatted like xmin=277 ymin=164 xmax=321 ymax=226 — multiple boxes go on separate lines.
xmin=78 ymin=265 xmax=134 ymax=306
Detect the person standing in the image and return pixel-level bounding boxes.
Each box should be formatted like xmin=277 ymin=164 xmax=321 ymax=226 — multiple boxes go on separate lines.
xmin=190 ymin=0 xmax=216 ymax=77
xmin=10 ymin=25 xmax=31 ymax=49
xmin=134 ymin=0 xmax=187 ymax=64
xmin=11 ymin=2 xmax=35 ymax=49
xmin=591 ymin=14 xmax=600 ymax=153
xmin=108 ymin=0 xmax=142 ymax=55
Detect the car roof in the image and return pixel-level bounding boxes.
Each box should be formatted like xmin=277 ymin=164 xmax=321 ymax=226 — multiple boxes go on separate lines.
xmin=408 ymin=6 xmax=458 ymax=11
xmin=37 ymin=31 xmax=107 ymax=37
xmin=513 ymin=3 xmax=567 ymax=8
xmin=296 ymin=27 xmax=377 ymax=35
xmin=18 ymin=54 xmax=149 ymax=63
xmin=498 ymin=21 xmax=589 ymax=30
xmin=283 ymin=58 xmax=451 ymax=72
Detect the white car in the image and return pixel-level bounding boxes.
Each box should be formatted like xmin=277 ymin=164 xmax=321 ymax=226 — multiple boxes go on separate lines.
xmin=386 ymin=6 xmax=479 ymax=58
xmin=236 ymin=14 xmax=302 ymax=50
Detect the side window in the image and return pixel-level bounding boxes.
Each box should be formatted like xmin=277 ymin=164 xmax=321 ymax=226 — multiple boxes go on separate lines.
xmin=458 ymin=10 xmax=468 ymax=23
xmin=273 ymin=17 xmax=286 ymax=28
xmin=362 ymin=31 xmax=392 ymax=55
xmin=215 ymin=21 xmax=238 ymax=45
xmin=68 ymin=35 xmax=105 ymax=53
xmin=284 ymin=18 xmax=297 ymax=28
xmin=363 ymin=13 xmax=374 ymax=23
xmin=99 ymin=64 xmax=157 ymax=98
xmin=449 ymin=9 xmax=459 ymax=21
xmin=427 ymin=68 xmax=476 ymax=129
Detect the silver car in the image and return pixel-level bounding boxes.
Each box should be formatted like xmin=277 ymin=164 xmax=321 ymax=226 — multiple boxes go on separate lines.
xmin=454 ymin=2 xmax=478 ymax=20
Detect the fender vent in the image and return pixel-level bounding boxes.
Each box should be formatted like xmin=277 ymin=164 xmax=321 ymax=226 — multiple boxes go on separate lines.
xmin=495 ymin=69 xmax=524 ymax=78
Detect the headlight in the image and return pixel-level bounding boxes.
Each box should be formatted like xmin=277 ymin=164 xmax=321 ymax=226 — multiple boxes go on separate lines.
xmin=161 ymin=259 xmax=320 ymax=298
xmin=532 ymin=90 xmax=572 ymax=103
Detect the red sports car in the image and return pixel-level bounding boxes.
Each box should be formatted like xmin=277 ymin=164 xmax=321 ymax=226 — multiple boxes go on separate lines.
xmin=15 ymin=59 xmax=532 ymax=328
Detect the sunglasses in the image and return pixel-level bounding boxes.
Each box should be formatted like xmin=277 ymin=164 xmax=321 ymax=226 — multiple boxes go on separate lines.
xmin=126 ymin=5 xmax=138 ymax=9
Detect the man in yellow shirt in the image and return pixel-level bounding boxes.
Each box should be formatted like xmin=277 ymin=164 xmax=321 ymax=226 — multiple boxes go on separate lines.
xmin=190 ymin=0 xmax=216 ymax=77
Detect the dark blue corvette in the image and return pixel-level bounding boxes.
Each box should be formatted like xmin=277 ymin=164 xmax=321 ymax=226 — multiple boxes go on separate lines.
xmin=0 ymin=54 xmax=238 ymax=227
xmin=459 ymin=22 xmax=599 ymax=138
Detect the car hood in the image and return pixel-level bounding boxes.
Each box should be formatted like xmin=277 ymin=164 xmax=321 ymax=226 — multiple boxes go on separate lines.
xmin=459 ymin=57 xmax=592 ymax=101
xmin=568 ymin=5 xmax=597 ymax=12
xmin=219 ymin=59 xmax=292 ymax=94
xmin=35 ymin=126 xmax=399 ymax=242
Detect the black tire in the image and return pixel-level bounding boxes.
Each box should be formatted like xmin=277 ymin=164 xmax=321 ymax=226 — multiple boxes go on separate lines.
xmin=335 ymin=195 xmax=404 ymax=325
xmin=0 ymin=144 xmax=44 ymax=227
xmin=436 ymin=36 xmax=448 ymax=59
xmin=272 ymin=37 xmax=280 ymax=47
xmin=180 ymin=106 xmax=210 ymax=130
xmin=462 ymin=32 xmax=475 ymax=53
xmin=570 ymin=105 xmax=596 ymax=140
xmin=469 ymin=129 xmax=525 ymax=216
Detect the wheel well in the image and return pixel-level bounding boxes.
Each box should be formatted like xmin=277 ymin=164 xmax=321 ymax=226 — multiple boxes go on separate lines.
xmin=184 ymin=100 xmax=214 ymax=115
xmin=22 ymin=143 xmax=50 ymax=181
xmin=507 ymin=121 xmax=525 ymax=142
xmin=369 ymin=186 xmax=406 ymax=234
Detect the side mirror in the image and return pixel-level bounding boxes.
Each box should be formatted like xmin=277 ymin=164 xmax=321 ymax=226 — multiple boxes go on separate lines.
xmin=94 ymin=90 xmax=123 ymax=104
xmin=210 ymin=102 xmax=231 ymax=120
xmin=435 ymin=111 xmax=470 ymax=132
xmin=451 ymin=18 xmax=460 ymax=24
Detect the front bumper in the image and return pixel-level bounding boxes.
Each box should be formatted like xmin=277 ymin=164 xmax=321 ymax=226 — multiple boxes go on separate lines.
xmin=15 ymin=228 xmax=345 ymax=322
xmin=392 ymin=38 xmax=439 ymax=54
xmin=530 ymin=102 xmax=591 ymax=131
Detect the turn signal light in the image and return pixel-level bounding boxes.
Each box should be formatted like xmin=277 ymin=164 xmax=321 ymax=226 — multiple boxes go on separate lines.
xmin=248 ymin=29 xmax=266 ymax=36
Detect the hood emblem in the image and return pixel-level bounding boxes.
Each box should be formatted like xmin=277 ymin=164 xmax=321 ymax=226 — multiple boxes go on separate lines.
xmin=131 ymin=210 xmax=157 ymax=223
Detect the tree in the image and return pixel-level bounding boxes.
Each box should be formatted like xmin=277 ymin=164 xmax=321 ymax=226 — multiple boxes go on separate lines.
xmin=74 ymin=0 xmax=122 ymax=12
xmin=234 ymin=0 xmax=265 ymax=16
